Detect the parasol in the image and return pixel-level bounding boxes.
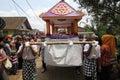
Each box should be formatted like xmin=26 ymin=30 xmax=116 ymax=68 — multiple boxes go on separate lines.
xmin=5 ymin=35 xmax=12 ymax=38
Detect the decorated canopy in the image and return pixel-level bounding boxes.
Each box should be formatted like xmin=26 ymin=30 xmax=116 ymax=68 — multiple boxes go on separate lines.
xmin=40 ymin=0 xmax=84 ymax=35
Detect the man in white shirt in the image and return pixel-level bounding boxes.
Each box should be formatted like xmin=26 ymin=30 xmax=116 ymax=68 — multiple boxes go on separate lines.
xmin=83 ymin=34 xmax=101 ymax=80
xmin=17 ymin=36 xmax=38 ymax=80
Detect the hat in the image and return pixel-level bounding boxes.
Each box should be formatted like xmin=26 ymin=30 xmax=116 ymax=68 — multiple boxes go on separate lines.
xmin=5 ymin=35 xmax=12 ymax=38
xmin=14 ymin=35 xmax=22 ymax=39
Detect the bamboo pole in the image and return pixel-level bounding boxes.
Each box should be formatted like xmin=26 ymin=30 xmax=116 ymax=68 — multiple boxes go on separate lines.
xmin=30 ymin=41 xmax=93 ymax=45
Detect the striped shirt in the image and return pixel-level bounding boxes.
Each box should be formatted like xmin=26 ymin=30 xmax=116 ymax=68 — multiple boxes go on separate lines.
xmin=10 ymin=55 xmax=18 ymax=64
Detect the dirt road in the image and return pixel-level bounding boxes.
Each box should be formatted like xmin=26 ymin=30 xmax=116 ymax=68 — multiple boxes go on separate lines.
xmin=9 ymin=57 xmax=84 ymax=80
xmin=36 ymin=66 xmax=84 ymax=80
xmin=9 ymin=56 xmax=120 ymax=80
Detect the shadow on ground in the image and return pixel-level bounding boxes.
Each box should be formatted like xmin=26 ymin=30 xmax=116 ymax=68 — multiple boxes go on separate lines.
xmin=36 ymin=66 xmax=84 ymax=80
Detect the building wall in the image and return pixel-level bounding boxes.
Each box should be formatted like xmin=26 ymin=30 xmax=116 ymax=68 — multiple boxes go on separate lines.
xmin=3 ymin=30 xmax=14 ymax=36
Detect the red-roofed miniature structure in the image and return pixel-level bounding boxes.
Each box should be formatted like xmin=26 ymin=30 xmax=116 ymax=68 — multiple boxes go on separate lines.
xmin=40 ymin=0 xmax=84 ymax=35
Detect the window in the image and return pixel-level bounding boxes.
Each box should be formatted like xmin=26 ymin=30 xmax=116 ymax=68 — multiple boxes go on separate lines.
xmin=20 ymin=23 xmax=27 ymax=29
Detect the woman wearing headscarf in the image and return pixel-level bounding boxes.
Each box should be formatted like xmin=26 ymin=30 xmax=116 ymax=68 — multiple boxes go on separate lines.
xmin=100 ymin=34 xmax=116 ymax=80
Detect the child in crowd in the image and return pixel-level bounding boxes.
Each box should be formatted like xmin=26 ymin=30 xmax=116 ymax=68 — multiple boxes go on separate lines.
xmin=10 ymin=42 xmax=18 ymax=75
xmin=10 ymin=50 xmax=18 ymax=75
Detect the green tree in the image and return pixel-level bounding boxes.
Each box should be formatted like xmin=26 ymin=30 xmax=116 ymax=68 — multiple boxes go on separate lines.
xmin=74 ymin=0 xmax=120 ymax=36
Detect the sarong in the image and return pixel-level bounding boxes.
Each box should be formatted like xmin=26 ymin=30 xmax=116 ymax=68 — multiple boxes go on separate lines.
xmin=22 ymin=59 xmax=36 ymax=80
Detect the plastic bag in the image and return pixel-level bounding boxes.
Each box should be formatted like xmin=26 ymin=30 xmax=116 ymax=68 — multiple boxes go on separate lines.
xmin=4 ymin=58 xmax=12 ymax=69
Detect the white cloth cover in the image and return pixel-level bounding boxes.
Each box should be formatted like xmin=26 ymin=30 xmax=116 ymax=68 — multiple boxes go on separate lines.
xmin=44 ymin=38 xmax=83 ymax=67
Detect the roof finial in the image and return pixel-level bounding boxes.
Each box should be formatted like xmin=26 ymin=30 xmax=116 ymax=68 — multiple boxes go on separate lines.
xmin=61 ymin=0 xmax=64 ymax=2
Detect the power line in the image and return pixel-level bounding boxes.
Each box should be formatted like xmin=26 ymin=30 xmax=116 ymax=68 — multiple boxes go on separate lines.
xmin=11 ymin=0 xmax=31 ymax=18
xmin=8 ymin=0 xmax=20 ymax=16
xmin=25 ymin=0 xmax=45 ymax=30
xmin=12 ymin=0 xmax=45 ymax=31
xmin=26 ymin=0 xmax=39 ymax=19
xmin=13 ymin=1 xmax=21 ymax=16
xmin=25 ymin=0 xmax=43 ymax=23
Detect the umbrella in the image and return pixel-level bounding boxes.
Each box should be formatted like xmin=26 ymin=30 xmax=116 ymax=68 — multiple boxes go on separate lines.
xmin=5 ymin=35 xmax=12 ymax=38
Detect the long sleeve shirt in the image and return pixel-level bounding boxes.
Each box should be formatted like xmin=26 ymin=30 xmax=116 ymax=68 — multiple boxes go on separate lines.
xmin=17 ymin=44 xmax=38 ymax=60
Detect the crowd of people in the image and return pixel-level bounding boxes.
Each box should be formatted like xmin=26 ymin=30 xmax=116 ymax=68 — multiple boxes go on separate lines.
xmin=0 ymin=33 xmax=119 ymax=80
xmin=82 ymin=34 xmax=116 ymax=80
xmin=0 ymin=35 xmax=41 ymax=80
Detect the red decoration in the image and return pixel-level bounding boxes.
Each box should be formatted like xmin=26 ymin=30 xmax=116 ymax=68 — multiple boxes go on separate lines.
xmin=6 ymin=35 xmax=12 ymax=38
xmin=51 ymin=2 xmax=73 ymax=15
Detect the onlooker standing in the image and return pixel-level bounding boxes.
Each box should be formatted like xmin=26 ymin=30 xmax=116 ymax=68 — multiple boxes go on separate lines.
xmin=10 ymin=50 xmax=18 ymax=75
xmin=3 ymin=38 xmax=11 ymax=57
xmin=0 ymin=36 xmax=9 ymax=80
xmin=10 ymin=42 xmax=18 ymax=75
xmin=2 ymin=37 xmax=12 ymax=75
xmin=15 ymin=36 xmax=22 ymax=69
xmin=100 ymin=34 xmax=116 ymax=80
xmin=17 ymin=36 xmax=38 ymax=80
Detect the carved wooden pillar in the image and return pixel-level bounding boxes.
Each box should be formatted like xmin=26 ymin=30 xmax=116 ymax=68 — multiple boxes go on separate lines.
xmin=46 ymin=20 xmax=50 ymax=35
xmin=74 ymin=19 xmax=78 ymax=35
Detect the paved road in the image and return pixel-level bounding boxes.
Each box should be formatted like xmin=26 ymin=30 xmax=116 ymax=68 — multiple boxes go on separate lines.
xmin=9 ymin=57 xmax=84 ymax=80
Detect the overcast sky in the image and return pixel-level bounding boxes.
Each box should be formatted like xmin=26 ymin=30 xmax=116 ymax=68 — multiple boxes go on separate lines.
xmin=0 ymin=0 xmax=90 ymax=31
